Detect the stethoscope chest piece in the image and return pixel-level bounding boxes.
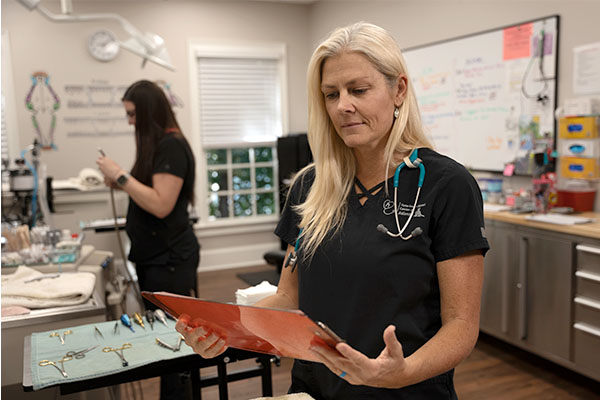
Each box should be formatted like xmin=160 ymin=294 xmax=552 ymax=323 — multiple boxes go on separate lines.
xmin=378 ymin=148 xmax=425 ymax=241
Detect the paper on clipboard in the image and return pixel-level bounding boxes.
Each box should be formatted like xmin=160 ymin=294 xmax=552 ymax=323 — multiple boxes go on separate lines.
xmin=141 ymin=291 xmax=343 ymax=362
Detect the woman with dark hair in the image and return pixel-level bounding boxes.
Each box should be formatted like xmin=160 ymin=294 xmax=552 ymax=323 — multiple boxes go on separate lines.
xmin=97 ymin=79 xmax=199 ymax=399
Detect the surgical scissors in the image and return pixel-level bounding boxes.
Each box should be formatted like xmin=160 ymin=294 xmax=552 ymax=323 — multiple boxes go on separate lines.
xmin=39 ymin=355 xmax=72 ymax=377
xmin=155 ymin=335 xmax=184 ymax=352
xmin=66 ymin=345 xmax=98 ymax=359
xmin=50 ymin=330 xmax=73 ymax=345
xmin=103 ymin=343 xmax=132 ymax=367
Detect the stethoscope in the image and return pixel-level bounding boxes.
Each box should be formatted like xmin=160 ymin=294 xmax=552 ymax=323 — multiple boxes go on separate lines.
xmin=284 ymin=149 xmax=426 ymax=271
xmin=376 ymin=148 xmax=425 ymax=240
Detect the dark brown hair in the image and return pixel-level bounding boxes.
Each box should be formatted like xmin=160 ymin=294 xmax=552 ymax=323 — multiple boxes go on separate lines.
xmin=122 ymin=80 xmax=195 ymax=204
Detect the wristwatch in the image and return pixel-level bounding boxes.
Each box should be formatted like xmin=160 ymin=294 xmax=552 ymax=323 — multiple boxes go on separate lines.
xmin=116 ymin=172 xmax=130 ymax=186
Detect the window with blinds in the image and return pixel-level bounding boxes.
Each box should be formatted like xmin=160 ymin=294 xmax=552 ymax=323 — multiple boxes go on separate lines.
xmin=193 ymin=44 xmax=286 ymax=223
xmin=197 ymin=57 xmax=282 ymax=148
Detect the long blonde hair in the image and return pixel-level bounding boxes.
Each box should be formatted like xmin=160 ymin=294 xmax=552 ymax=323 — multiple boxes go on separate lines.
xmin=293 ymin=21 xmax=432 ymax=260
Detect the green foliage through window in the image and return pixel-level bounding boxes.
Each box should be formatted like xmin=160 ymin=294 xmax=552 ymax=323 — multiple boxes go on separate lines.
xmin=206 ymin=146 xmax=278 ymax=221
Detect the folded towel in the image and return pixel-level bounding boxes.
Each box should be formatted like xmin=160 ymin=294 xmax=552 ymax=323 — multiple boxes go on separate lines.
xmin=1 ymin=266 xmax=96 ymax=308
xmin=235 ymin=280 xmax=277 ymax=305
xmin=1 ymin=305 xmax=31 ymax=316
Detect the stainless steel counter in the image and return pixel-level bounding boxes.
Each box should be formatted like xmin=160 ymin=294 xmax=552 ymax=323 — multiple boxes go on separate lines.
xmin=1 ymin=247 xmax=110 ymax=396
xmin=2 ymin=290 xmax=105 ymax=329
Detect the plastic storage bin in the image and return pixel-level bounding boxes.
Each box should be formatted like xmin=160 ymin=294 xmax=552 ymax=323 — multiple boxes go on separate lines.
xmin=559 ymin=116 xmax=599 ymax=139
xmin=556 ymin=189 xmax=596 ymax=212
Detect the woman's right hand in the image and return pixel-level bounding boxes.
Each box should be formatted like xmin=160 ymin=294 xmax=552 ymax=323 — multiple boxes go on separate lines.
xmin=175 ymin=314 xmax=228 ymax=358
xmin=104 ymin=176 xmax=119 ymax=189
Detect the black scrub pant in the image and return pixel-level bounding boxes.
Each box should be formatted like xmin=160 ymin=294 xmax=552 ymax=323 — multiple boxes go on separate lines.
xmin=136 ymin=251 xmax=199 ymax=400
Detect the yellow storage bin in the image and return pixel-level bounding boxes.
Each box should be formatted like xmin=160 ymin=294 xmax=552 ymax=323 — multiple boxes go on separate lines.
xmin=559 ymin=117 xmax=599 ymax=139
xmin=560 ymin=157 xmax=600 ymax=179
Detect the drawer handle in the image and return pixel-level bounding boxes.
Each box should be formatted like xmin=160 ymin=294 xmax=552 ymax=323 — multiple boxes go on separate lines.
xmin=574 ymin=322 xmax=600 ymax=339
xmin=575 ymin=270 xmax=600 ymax=283
xmin=574 ymin=296 xmax=600 ymax=311
xmin=576 ymin=244 xmax=600 ymax=256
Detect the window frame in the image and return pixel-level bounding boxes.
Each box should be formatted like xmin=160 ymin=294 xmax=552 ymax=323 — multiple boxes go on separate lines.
xmin=188 ymin=41 xmax=288 ymax=227
xmin=2 ymin=31 xmax=22 ymax=175
xmin=206 ymin=145 xmax=279 ymax=221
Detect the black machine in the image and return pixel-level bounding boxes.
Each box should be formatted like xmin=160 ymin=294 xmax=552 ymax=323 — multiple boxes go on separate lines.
xmin=263 ymin=133 xmax=313 ymax=273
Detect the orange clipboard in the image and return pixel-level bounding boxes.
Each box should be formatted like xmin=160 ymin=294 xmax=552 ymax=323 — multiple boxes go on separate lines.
xmin=141 ymin=291 xmax=344 ymax=362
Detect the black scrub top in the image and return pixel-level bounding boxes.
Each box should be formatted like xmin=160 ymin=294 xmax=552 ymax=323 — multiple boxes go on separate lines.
xmin=126 ymin=135 xmax=199 ymax=266
xmin=275 ymin=148 xmax=489 ymax=399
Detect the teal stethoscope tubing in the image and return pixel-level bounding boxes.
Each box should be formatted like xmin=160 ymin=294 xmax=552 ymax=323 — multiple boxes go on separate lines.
xmin=284 ymin=149 xmax=425 ymax=271
xmin=377 ymin=148 xmax=425 ymax=240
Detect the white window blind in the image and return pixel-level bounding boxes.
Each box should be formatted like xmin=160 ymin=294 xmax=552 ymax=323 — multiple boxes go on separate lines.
xmin=197 ymin=57 xmax=282 ymax=148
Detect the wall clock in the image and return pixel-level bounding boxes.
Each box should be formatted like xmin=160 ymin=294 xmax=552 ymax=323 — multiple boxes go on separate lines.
xmin=88 ymin=29 xmax=120 ymax=62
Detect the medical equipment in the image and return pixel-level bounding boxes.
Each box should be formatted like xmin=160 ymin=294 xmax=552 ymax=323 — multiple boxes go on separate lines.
xmin=133 ymin=312 xmax=145 ymax=330
xmin=16 ymin=0 xmax=175 ymax=71
xmin=120 ymin=313 xmax=135 ymax=333
xmin=283 ymin=149 xmax=426 ymax=272
xmin=283 ymin=227 xmax=303 ymax=272
xmin=49 ymin=329 xmax=72 ymax=345
xmin=154 ymin=309 xmax=169 ymax=327
xmin=377 ymin=149 xmax=425 ymax=240
xmin=94 ymin=326 xmax=104 ymax=339
xmin=38 ymin=356 xmax=72 ymax=377
xmin=145 ymin=309 xmax=155 ymax=330
xmin=155 ymin=336 xmax=183 ymax=352
xmin=65 ymin=345 xmax=98 ymax=360
xmin=102 ymin=343 xmax=132 ymax=367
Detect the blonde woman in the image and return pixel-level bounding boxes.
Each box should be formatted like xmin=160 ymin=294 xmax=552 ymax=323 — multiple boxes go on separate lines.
xmin=178 ymin=22 xmax=488 ymax=399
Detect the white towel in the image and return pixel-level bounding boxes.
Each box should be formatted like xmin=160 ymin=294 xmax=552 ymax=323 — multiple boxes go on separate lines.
xmin=1 ymin=266 xmax=96 ymax=308
xmin=235 ymin=280 xmax=277 ymax=305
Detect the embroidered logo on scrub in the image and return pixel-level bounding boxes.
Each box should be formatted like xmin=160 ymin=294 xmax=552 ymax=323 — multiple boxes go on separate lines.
xmin=383 ymin=200 xmax=426 ymax=217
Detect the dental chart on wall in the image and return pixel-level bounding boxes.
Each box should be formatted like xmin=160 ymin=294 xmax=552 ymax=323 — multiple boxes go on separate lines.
xmin=404 ymin=15 xmax=559 ymax=173
xmin=61 ymin=79 xmax=184 ymax=138
xmin=62 ymin=80 xmax=131 ymax=138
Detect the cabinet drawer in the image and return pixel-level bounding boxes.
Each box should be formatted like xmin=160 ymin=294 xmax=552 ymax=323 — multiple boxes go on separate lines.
xmin=573 ymin=323 xmax=600 ymax=377
xmin=574 ymin=297 xmax=600 ymax=327
xmin=576 ymin=271 xmax=600 ymax=302
xmin=576 ymin=244 xmax=600 ymax=275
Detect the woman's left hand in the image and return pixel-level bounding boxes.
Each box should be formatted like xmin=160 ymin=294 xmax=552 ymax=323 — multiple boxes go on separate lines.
xmin=96 ymin=155 xmax=123 ymax=182
xmin=309 ymin=325 xmax=409 ymax=388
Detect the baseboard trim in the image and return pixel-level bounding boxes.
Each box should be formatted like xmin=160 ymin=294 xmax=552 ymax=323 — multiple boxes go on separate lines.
xmin=198 ymin=243 xmax=279 ymax=272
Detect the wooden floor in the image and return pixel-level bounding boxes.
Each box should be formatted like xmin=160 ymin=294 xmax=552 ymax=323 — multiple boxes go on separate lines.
xmin=133 ymin=264 xmax=600 ymax=400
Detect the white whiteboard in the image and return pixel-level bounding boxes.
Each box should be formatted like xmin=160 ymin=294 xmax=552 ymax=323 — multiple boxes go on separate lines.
xmin=404 ymin=15 xmax=559 ymax=172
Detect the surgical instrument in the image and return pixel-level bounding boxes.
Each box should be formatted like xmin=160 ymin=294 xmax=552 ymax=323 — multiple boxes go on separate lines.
xmin=154 ymin=309 xmax=168 ymax=327
xmin=120 ymin=313 xmax=135 ymax=333
xmin=145 ymin=309 xmax=155 ymax=330
xmin=94 ymin=326 xmax=104 ymax=339
xmin=133 ymin=312 xmax=145 ymax=329
xmin=66 ymin=345 xmax=98 ymax=359
xmin=102 ymin=343 xmax=132 ymax=367
xmin=50 ymin=330 xmax=73 ymax=345
xmin=39 ymin=355 xmax=72 ymax=378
